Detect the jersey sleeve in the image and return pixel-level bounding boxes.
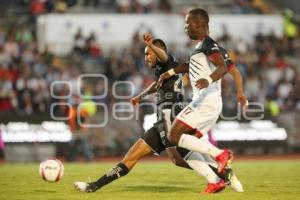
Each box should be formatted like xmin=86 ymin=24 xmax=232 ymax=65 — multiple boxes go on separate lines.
xmin=220 ymin=48 xmax=235 ymax=72
xmin=202 ymin=38 xmax=221 ymax=61
xmin=157 ymin=55 xmax=175 ymax=67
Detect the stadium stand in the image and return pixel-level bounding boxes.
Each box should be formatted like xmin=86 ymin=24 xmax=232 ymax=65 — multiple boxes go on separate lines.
xmin=0 ymin=0 xmax=299 ymax=158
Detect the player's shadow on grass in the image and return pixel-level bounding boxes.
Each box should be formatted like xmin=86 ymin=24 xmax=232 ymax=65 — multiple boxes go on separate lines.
xmin=121 ymin=185 xmax=192 ymax=193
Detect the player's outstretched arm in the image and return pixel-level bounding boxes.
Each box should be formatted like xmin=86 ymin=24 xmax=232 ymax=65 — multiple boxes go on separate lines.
xmin=143 ymin=33 xmax=168 ymax=63
xmin=157 ymin=62 xmax=189 ymax=88
xmin=130 ymin=81 xmax=157 ymax=106
xmin=228 ymin=67 xmax=248 ymax=108
xmin=195 ymin=54 xmax=227 ymax=89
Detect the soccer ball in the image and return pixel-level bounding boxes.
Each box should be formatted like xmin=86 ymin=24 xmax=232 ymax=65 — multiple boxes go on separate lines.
xmin=39 ymin=159 xmax=64 ymax=182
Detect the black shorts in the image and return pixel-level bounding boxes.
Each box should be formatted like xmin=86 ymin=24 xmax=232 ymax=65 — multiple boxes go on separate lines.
xmin=141 ymin=124 xmax=190 ymax=157
xmin=141 ymin=120 xmax=173 ymax=155
xmin=141 ymin=104 xmax=190 ymax=156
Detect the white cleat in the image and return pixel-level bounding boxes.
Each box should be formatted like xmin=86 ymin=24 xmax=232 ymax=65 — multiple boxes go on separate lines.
xmin=74 ymin=182 xmax=89 ymax=192
xmin=230 ymin=172 xmax=244 ymax=192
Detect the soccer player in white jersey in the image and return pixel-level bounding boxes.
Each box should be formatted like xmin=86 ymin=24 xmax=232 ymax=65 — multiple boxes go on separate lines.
xmin=158 ymin=8 xmax=235 ymax=174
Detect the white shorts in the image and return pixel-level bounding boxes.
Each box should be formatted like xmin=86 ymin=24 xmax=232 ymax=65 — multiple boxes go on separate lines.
xmin=176 ymin=94 xmax=222 ymax=137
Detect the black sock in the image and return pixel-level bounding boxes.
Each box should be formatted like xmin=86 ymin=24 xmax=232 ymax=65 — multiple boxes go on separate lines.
xmin=94 ymin=163 xmax=130 ymax=188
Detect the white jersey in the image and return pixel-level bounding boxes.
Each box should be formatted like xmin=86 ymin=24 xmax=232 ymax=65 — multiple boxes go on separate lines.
xmin=175 ymin=37 xmax=225 ymax=135
xmin=189 ymin=36 xmax=222 ymax=103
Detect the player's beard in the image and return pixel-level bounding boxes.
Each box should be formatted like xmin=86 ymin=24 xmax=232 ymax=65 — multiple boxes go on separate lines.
xmin=147 ymin=61 xmax=156 ymax=68
xmin=187 ymin=30 xmax=198 ymax=40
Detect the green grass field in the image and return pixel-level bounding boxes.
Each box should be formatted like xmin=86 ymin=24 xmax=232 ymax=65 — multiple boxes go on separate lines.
xmin=1 ymin=160 xmax=300 ymax=200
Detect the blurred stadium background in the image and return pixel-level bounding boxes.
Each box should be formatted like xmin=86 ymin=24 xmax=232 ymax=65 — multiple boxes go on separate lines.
xmin=0 ymin=0 xmax=300 ymax=163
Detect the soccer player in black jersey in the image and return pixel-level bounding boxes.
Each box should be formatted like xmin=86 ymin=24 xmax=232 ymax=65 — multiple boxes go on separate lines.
xmin=74 ymin=34 xmax=243 ymax=194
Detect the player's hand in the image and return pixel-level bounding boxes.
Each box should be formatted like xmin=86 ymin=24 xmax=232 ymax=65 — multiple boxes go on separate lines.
xmin=157 ymin=72 xmax=172 ymax=88
xmin=237 ymin=92 xmax=249 ymax=109
xmin=130 ymin=95 xmax=142 ymax=106
xmin=195 ymin=78 xmax=209 ymax=89
xmin=143 ymin=33 xmax=153 ymax=46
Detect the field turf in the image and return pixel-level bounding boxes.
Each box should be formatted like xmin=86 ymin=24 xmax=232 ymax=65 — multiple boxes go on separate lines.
xmin=0 ymin=159 xmax=300 ymax=200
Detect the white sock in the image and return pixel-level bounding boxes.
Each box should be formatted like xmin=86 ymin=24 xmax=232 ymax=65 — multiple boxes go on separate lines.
xmin=204 ymin=159 xmax=218 ymax=169
xmin=199 ymin=153 xmax=218 ymax=168
xmin=185 ymin=152 xmax=220 ymax=183
xmin=178 ymin=134 xmax=222 ymax=158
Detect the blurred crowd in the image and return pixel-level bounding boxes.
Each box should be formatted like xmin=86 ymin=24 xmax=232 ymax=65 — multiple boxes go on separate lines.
xmin=1 ymin=0 xmax=173 ymax=14
xmin=218 ymin=15 xmax=300 ymax=118
xmin=0 ymin=1 xmax=300 ymax=157
xmin=220 ymin=33 xmax=300 ymax=118
xmin=0 ymin=0 xmax=274 ymax=15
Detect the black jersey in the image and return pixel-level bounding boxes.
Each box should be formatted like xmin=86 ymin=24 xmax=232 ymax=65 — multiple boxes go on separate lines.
xmin=155 ymin=55 xmax=183 ymax=106
xmin=142 ymin=54 xmax=185 ymax=154
xmin=153 ymin=55 xmax=184 ymax=122
xmin=141 ymin=55 xmax=190 ymax=154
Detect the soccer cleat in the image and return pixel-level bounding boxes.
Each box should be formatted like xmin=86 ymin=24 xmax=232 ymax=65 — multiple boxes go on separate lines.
xmin=221 ymin=168 xmax=233 ymax=185
xmin=74 ymin=181 xmax=99 ymax=193
xmin=219 ymin=168 xmax=244 ymax=192
xmin=202 ymin=179 xmax=226 ymax=194
xmin=215 ymin=149 xmax=233 ymax=173
xmin=227 ymin=169 xmax=244 ymax=192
